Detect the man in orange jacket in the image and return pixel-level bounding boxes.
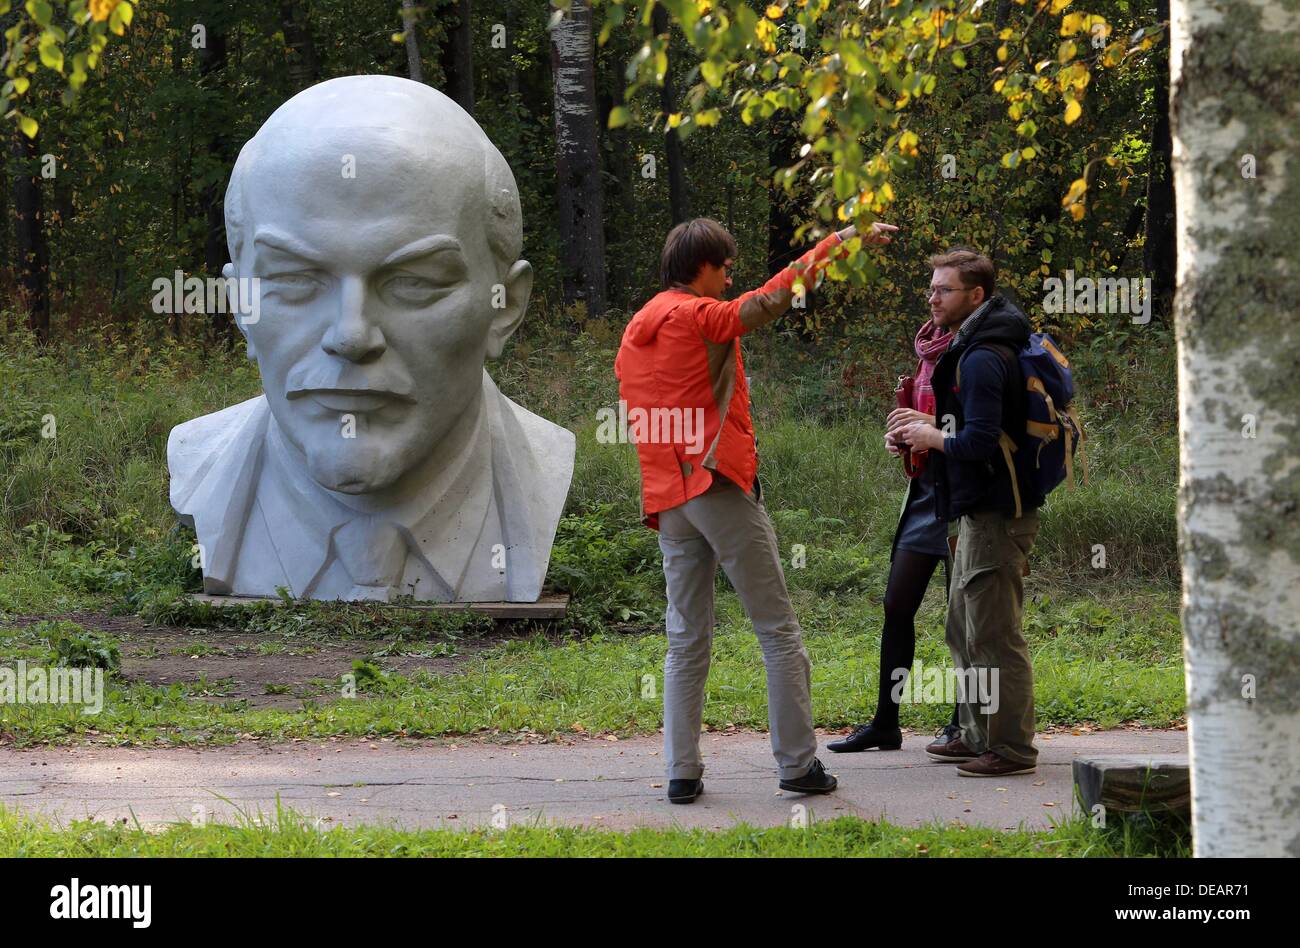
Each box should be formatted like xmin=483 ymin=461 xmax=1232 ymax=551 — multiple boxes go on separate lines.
xmin=615 ymin=217 xmax=897 ymax=803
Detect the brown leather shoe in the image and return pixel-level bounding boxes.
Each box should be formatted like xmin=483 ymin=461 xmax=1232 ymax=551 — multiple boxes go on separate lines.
xmin=925 ymin=735 xmax=979 ymax=762
xmin=957 ymin=752 xmax=1037 ymax=777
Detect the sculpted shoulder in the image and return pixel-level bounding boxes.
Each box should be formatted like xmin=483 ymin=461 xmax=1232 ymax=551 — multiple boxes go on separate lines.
xmin=167 ymin=395 xmax=269 ymax=519
xmin=496 ymin=388 xmax=576 ymax=479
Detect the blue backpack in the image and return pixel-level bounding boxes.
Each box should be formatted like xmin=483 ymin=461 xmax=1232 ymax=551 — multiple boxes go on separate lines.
xmin=960 ymin=333 xmax=1087 ymax=518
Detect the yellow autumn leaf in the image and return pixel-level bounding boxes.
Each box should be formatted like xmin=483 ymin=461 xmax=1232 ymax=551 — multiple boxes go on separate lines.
xmin=1051 ymin=0 xmax=1072 ymax=13
xmin=90 ymin=0 xmax=115 ymax=22
xmin=1060 ymin=12 xmax=1084 ymax=35
xmin=766 ymin=3 xmax=783 ymax=18
xmin=1064 ymin=99 xmax=1082 ymax=124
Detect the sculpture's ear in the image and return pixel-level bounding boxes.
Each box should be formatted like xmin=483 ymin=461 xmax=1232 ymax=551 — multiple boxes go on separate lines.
xmin=223 ymin=261 xmax=256 ymax=361
xmin=486 ymin=259 xmax=533 ymax=360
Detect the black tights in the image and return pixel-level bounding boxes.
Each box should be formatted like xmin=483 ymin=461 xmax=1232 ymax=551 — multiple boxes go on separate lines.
xmin=872 ymin=548 xmax=960 ymax=732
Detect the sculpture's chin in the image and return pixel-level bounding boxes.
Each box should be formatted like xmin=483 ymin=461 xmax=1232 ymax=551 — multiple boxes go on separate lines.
xmin=305 ymin=454 xmax=401 ymax=496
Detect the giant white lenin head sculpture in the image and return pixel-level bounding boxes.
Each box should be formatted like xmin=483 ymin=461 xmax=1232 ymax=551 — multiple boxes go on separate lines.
xmin=168 ymin=75 xmax=575 ymax=603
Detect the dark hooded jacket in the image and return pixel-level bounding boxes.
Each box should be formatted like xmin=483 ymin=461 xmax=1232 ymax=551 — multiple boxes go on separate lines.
xmin=930 ymin=294 xmax=1040 ymax=521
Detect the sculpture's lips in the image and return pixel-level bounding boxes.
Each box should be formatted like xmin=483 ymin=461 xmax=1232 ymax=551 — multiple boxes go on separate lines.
xmin=289 ymin=388 xmax=416 ymax=412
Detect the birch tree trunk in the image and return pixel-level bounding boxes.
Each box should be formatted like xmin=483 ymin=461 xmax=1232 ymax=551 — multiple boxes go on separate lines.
xmin=1170 ymin=0 xmax=1300 ymax=858
xmin=401 ymin=0 xmax=424 ymax=83
xmin=549 ymin=0 xmax=607 ymax=319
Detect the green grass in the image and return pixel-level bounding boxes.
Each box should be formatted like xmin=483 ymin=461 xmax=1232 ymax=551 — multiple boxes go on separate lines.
xmin=0 ymin=580 xmax=1183 ymax=745
xmin=0 ymin=803 xmax=1189 ymax=857
xmin=0 ymin=333 xmax=1185 ymax=746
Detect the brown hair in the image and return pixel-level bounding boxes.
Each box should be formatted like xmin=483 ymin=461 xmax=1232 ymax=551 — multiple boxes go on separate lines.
xmin=926 ymin=247 xmax=996 ymax=299
xmin=660 ymin=217 xmax=738 ymax=289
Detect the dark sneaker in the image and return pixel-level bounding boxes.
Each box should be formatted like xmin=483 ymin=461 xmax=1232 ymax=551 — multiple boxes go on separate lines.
xmin=778 ymin=757 xmax=838 ymax=795
xmin=667 ymin=778 xmax=703 ymax=804
xmin=957 ymin=752 xmax=1037 ymax=777
xmin=925 ymin=734 xmax=979 ymax=762
xmin=827 ymin=722 xmax=903 ymax=753
xmin=931 ymin=723 xmax=962 ymax=746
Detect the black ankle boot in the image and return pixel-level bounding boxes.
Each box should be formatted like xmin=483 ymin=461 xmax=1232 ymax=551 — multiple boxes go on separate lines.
xmin=827 ymin=721 xmax=903 ymax=753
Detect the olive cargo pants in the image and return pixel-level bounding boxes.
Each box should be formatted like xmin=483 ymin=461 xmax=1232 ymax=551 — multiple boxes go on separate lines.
xmin=945 ymin=509 xmax=1040 ymax=766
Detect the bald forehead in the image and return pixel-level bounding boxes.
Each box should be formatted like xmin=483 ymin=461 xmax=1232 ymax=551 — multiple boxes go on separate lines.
xmin=226 ymin=75 xmax=522 ymax=267
xmin=260 ymin=75 xmax=483 ymax=140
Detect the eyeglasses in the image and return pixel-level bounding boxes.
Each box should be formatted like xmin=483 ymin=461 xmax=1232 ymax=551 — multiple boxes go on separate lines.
xmin=928 ymin=285 xmax=971 ymax=298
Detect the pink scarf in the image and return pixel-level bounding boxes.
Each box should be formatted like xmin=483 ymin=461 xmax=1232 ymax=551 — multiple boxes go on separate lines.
xmin=912 ymin=319 xmax=954 ymax=414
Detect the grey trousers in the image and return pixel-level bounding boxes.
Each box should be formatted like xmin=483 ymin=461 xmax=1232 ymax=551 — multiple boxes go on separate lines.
xmin=656 ymin=476 xmax=817 ymax=781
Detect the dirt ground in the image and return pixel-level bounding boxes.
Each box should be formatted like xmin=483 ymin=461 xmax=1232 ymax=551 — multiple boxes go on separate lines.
xmin=7 ymin=611 xmax=516 ymax=709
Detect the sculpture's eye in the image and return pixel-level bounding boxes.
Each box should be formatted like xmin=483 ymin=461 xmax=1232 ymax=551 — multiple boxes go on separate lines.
xmin=382 ymin=274 xmax=451 ymax=307
xmin=263 ymin=271 xmax=322 ymax=303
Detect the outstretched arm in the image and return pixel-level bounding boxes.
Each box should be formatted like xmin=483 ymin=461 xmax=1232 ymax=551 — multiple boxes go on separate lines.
xmin=693 ymin=222 xmax=898 ymax=342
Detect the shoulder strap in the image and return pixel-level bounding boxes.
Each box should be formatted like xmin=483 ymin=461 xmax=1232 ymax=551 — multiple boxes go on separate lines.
xmin=956 ymin=342 xmax=1027 ymax=520
xmin=955 ymin=341 xmax=1018 ymax=389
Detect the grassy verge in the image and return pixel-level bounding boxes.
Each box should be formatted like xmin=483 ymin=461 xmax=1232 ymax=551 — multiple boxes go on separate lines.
xmin=0 ymin=803 xmax=1190 ymax=857
xmin=0 ymin=335 xmax=1184 ymax=746
xmin=0 ymin=579 xmax=1183 ymax=745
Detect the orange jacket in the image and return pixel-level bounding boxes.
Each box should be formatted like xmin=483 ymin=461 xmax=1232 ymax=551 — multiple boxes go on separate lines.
xmin=615 ymin=232 xmax=847 ymax=528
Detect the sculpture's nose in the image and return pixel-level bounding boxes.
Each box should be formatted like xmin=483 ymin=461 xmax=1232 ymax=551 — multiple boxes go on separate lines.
xmin=321 ymin=277 xmax=386 ymax=363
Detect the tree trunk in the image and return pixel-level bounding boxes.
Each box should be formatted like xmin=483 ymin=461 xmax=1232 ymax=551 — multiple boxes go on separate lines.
xmin=1144 ymin=0 xmax=1176 ymax=320
xmin=1170 ymin=0 xmax=1300 ymax=858
xmin=197 ymin=8 xmax=234 ymax=344
xmin=439 ymin=0 xmax=474 ymax=114
xmin=651 ymin=4 xmax=687 ymax=225
xmin=549 ymin=0 xmax=607 ymax=318
xmin=505 ymin=1 xmax=517 ymax=97
xmin=281 ymin=0 xmax=320 ymax=92
xmin=11 ymin=129 xmax=50 ymax=344
xmin=401 ymin=0 xmax=424 ymax=83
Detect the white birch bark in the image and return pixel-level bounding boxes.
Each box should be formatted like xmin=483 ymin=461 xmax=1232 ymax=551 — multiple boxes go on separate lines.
xmin=1170 ymin=0 xmax=1300 ymax=857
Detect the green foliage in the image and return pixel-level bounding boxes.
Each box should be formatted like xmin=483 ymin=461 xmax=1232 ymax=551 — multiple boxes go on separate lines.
xmin=547 ymin=505 xmax=661 ymax=621
xmin=0 ymin=805 xmax=1189 ymax=858
xmin=35 ymin=618 xmax=121 ymax=671
xmin=349 ymin=659 xmax=385 ymax=691
xmin=18 ymin=517 xmax=200 ymax=600
xmin=2 ymin=0 xmax=137 ymax=136
xmin=608 ymin=0 xmax=1163 ymax=227
xmin=134 ymin=590 xmax=496 ymax=642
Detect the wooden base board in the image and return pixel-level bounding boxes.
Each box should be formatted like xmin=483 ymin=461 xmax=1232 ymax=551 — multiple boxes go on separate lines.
xmin=186 ymin=592 xmax=570 ymax=619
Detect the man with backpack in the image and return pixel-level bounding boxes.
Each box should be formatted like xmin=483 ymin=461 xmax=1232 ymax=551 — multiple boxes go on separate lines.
xmin=896 ymin=248 xmax=1043 ymax=777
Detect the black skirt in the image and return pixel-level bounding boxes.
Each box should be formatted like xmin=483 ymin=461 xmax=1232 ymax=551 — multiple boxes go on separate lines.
xmin=893 ymin=464 xmax=950 ymax=558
